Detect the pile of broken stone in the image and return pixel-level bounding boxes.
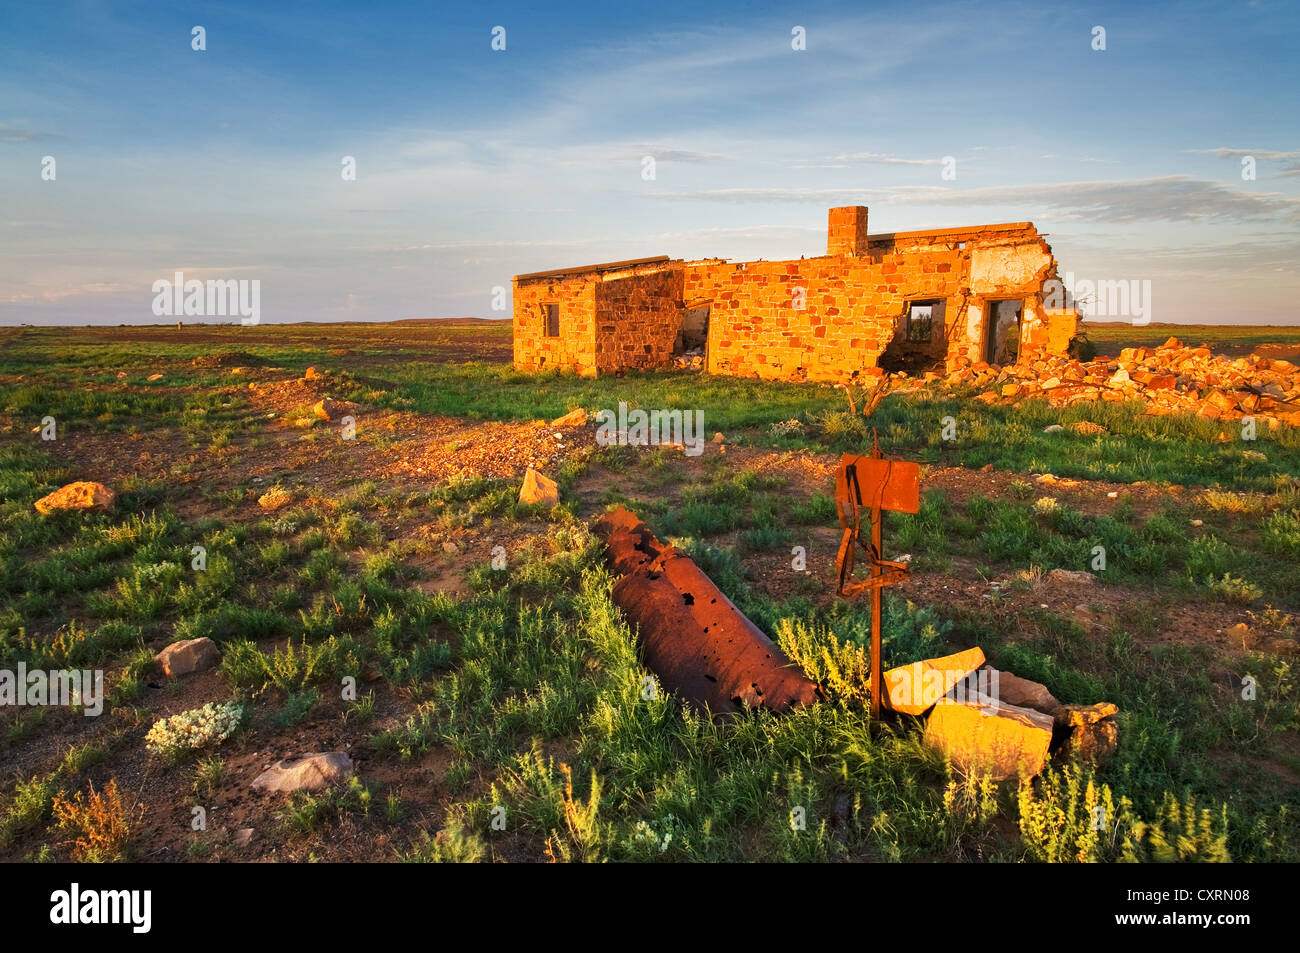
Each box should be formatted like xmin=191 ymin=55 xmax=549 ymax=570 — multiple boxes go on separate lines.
xmin=933 ymin=337 xmax=1300 ymax=428
xmin=672 ymin=346 xmax=705 ymax=371
xmin=883 ymin=646 xmax=1118 ymax=781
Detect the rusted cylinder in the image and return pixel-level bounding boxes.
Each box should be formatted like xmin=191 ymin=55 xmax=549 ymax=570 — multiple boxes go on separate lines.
xmin=593 ymin=507 xmax=819 ymax=714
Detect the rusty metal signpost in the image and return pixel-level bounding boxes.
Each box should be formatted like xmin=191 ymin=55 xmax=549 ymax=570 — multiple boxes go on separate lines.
xmin=834 ymin=430 xmax=920 ymax=720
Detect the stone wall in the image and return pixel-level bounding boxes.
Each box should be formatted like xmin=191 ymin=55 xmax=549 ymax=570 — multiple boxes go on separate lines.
xmin=512 ymin=274 xmax=597 ymax=376
xmin=687 ymin=250 xmax=969 ymax=383
xmin=510 ymin=209 xmax=1076 ymax=381
xmin=593 ymin=266 xmax=685 ymax=374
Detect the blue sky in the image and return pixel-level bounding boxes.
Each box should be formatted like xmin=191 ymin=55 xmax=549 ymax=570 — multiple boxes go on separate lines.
xmin=2 ymin=0 xmax=1298 ymax=325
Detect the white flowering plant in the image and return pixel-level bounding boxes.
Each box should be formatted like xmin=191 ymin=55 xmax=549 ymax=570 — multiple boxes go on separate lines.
xmin=145 ymin=701 xmax=244 ymax=761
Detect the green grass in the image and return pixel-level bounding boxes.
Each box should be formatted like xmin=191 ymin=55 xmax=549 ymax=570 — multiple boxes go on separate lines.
xmin=2 ymin=325 xmax=1298 ymax=863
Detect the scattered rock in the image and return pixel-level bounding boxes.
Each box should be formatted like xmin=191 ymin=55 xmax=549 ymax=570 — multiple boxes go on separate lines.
xmin=303 ymin=366 xmax=324 ymax=380
xmin=147 ymin=373 xmax=164 ymax=382
xmin=550 ymin=408 xmax=588 ymax=427
xmin=1052 ymin=702 xmax=1119 ymax=728
xmin=882 ymin=646 xmax=986 ymax=715
xmin=941 ymin=339 xmax=1300 ymax=426
xmin=34 ymin=481 xmax=115 ymax=515
xmin=1042 ymin=424 xmax=1064 ymax=433
xmin=251 ymin=752 xmax=353 ymax=794
xmin=232 ymin=828 xmax=254 ymax=847
xmin=518 ymin=467 xmax=559 ymax=507
xmin=712 ymin=432 xmax=725 ymax=444
xmin=441 ymin=540 xmax=460 ymax=554
xmin=313 ymin=398 xmax=349 ymax=421
xmin=154 ymin=637 xmax=221 ymax=677
xmin=1189 ymin=519 xmax=1204 ymax=527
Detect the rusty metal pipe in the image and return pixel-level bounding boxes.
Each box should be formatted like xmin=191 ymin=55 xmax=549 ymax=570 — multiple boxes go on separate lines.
xmin=593 ymin=507 xmax=819 ymax=715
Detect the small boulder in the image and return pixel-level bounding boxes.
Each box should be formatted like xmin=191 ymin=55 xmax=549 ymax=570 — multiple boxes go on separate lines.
xmin=976 ymin=666 xmax=1060 ymax=713
xmin=232 ymin=828 xmax=254 ymax=848
xmin=154 ymin=637 xmax=221 ymax=677
xmin=1056 ymin=717 xmax=1119 ymax=767
xmin=313 ymin=398 xmax=348 ymax=421
xmin=303 ymin=366 xmax=324 ymax=380
xmin=251 ymin=752 xmax=353 ymax=794
xmin=147 ymin=373 xmax=164 ymax=382
xmin=34 ymin=481 xmax=115 ymax=515
xmin=519 ymin=467 xmax=559 ymax=507
xmin=1052 ymin=702 xmax=1119 ymax=728
xmin=550 ymin=408 xmax=588 ymax=427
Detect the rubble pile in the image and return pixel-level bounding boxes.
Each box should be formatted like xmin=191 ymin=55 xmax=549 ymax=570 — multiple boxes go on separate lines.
xmin=671 ymin=346 xmax=705 ymax=371
xmin=936 ymin=337 xmax=1300 ymax=427
xmin=884 ymin=647 xmax=1120 ymax=780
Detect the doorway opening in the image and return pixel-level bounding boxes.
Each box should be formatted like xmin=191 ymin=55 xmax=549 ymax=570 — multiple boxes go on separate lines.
xmin=984 ymin=299 xmax=1023 ymax=365
xmin=673 ymin=305 xmax=710 ymax=370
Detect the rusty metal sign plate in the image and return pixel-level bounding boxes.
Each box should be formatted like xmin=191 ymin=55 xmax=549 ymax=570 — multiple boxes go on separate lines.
xmin=836 ymin=454 xmax=920 ymax=521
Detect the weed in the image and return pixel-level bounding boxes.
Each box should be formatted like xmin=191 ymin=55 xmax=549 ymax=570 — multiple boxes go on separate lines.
xmin=51 ymin=779 xmax=141 ymax=862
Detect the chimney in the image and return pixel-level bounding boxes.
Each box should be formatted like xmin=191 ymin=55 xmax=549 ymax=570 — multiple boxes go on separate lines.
xmin=827 ymin=206 xmax=869 ymax=257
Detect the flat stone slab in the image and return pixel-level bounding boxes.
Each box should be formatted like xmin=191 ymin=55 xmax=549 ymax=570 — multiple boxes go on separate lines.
xmin=883 ymin=647 xmax=986 ymax=715
xmin=925 ymin=694 xmax=1054 ymax=780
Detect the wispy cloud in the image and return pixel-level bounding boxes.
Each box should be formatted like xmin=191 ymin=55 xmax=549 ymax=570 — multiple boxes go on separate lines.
xmin=826 ymin=152 xmax=958 ymax=166
xmin=1188 ymin=147 xmax=1300 ymax=161
xmin=610 ymin=146 xmax=726 ymax=163
xmin=0 ymin=122 xmax=57 ymax=143
xmin=650 ymin=177 xmax=1300 ymax=224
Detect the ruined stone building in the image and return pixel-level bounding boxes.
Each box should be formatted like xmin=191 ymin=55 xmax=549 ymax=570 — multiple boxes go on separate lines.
xmin=512 ymin=206 xmax=1078 ymax=382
